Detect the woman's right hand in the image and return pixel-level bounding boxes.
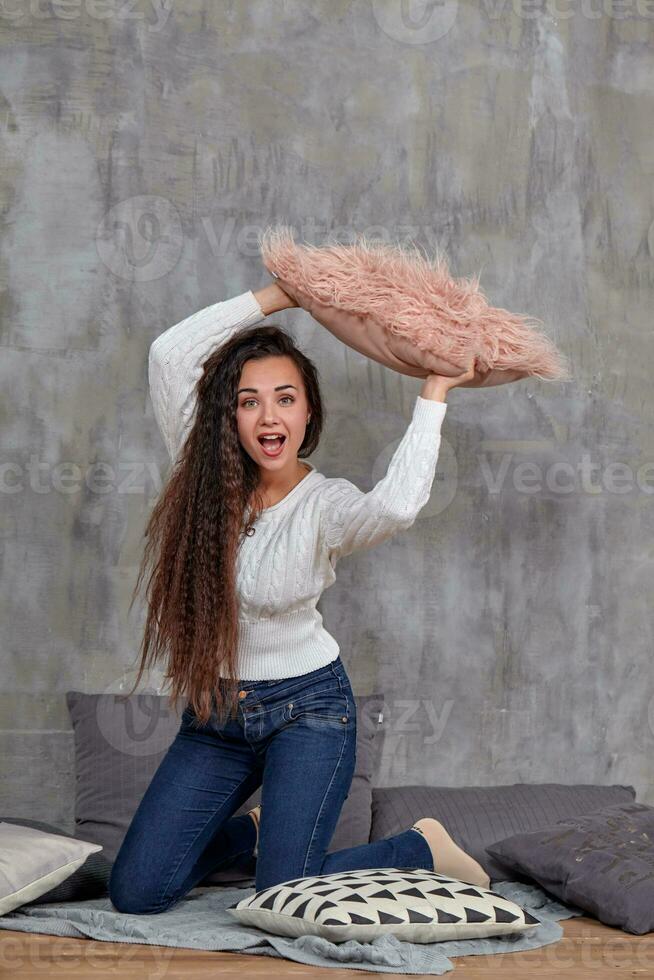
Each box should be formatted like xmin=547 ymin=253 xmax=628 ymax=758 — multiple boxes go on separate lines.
xmin=253 ymin=281 xmax=299 ymax=316
xmin=275 ymin=280 xmax=300 ymax=310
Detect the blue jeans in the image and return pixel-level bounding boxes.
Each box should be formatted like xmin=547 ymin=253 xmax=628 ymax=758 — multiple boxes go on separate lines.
xmin=109 ymin=656 xmax=433 ymax=913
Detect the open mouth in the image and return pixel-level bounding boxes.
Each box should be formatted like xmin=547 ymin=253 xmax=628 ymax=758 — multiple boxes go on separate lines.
xmin=257 ymin=434 xmax=286 ymax=457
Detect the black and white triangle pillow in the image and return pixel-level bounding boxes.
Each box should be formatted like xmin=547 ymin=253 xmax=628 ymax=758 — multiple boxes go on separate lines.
xmin=227 ymin=867 xmax=540 ymax=943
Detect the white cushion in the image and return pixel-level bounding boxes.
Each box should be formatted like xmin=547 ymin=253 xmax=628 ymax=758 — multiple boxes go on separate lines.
xmin=0 ymin=822 xmax=102 ymax=915
xmin=228 ymin=866 xmax=540 ymax=943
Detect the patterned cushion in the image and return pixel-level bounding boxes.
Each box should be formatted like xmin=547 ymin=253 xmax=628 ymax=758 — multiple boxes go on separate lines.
xmin=227 ymin=867 xmax=540 ymax=943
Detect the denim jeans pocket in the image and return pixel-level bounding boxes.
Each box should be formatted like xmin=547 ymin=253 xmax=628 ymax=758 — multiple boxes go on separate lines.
xmin=282 ymin=683 xmax=353 ymax=727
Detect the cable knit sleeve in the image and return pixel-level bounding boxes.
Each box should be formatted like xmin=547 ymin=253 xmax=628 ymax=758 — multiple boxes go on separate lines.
xmin=319 ymin=396 xmax=448 ymax=565
xmin=148 ymin=290 xmax=266 ymax=462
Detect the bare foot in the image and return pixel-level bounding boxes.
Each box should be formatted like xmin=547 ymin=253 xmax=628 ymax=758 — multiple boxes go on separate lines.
xmin=412 ymin=818 xmax=490 ymax=889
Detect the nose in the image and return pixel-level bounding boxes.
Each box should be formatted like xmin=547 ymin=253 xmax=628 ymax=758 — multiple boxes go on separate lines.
xmin=260 ymin=405 xmax=281 ymax=424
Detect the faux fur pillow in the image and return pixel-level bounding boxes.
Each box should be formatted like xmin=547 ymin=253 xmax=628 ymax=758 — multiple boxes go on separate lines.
xmin=259 ymin=226 xmax=570 ymax=387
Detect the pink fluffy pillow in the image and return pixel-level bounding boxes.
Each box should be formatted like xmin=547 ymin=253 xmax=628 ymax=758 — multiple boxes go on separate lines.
xmin=258 ymin=226 xmax=570 ymax=387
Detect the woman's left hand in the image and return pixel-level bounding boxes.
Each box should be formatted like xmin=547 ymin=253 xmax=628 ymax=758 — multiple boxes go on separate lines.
xmin=420 ymin=356 xmax=490 ymax=402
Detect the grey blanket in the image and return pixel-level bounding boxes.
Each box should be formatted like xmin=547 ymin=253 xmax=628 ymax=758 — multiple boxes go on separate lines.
xmin=0 ymin=880 xmax=584 ymax=975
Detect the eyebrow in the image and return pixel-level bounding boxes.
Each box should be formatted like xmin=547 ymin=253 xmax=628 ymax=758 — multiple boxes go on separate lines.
xmin=237 ymin=384 xmax=298 ymax=395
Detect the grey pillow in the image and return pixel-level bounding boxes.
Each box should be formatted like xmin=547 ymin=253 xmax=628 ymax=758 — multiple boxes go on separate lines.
xmin=370 ymin=782 xmax=637 ymax=882
xmin=0 ymin=818 xmax=111 ymax=903
xmin=67 ymin=690 xmax=385 ymax=886
xmin=486 ymin=802 xmax=654 ymax=935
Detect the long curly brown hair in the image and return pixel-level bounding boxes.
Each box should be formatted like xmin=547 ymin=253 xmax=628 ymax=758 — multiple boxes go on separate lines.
xmin=124 ymin=323 xmax=324 ymax=726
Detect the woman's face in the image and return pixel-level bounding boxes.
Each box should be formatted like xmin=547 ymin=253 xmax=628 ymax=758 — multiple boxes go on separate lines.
xmin=236 ymin=356 xmax=311 ymax=473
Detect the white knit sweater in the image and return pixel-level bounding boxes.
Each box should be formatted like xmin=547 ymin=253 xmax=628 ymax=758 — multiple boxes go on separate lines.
xmin=148 ymin=291 xmax=448 ymax=680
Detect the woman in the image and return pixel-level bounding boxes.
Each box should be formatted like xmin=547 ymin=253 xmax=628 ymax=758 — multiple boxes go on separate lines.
xmin=108 ymin=276 xmax=490 ymax=914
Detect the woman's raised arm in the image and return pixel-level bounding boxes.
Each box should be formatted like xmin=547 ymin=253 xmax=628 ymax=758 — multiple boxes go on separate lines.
xmin=148 ymin=291 xmax=267 ymax=463
xmin=318 ymin=360 xmax=478 ymax=565
xmin=319 ymin=395 xmax=448 ymax=565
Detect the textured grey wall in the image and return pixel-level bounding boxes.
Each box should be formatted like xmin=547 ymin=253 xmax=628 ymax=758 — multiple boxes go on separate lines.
xmin=2 ymin=1 xmax=653 ymax=832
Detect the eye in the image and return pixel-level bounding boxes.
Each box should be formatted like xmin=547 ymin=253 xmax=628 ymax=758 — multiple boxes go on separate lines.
xmin=241 ymin=396 xmax=295 ymax=408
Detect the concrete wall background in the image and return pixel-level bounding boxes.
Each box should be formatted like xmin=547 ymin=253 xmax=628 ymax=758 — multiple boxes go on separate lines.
xmin=1 ymin=1 xmax=653 ymax=831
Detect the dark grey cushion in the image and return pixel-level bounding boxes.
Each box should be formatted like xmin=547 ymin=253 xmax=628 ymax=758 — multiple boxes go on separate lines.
xmin=370 ymin=782 xmax=637 ymax=882
xmin=67 ymin=690 xmax=385 ymax=887
xmin=0 ymin=818 xmax=111 ymax=903
xmin=486 ymin=802 xmax=654 ymax=934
